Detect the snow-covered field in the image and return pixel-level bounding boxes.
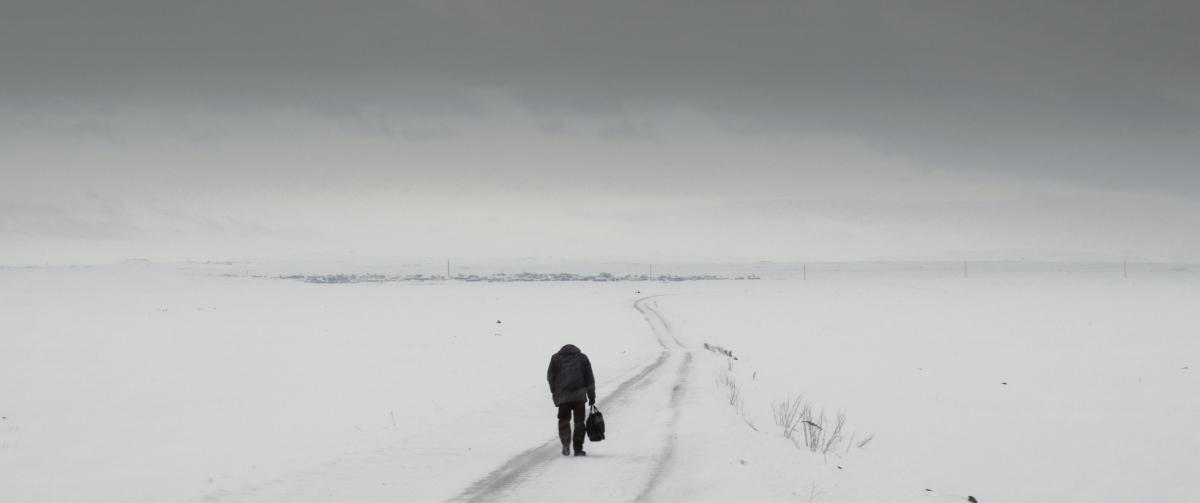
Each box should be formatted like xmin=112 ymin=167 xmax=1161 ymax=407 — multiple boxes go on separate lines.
xmin=653 ymin=274 xmax=1200 ymax=502
xmin=2 ymin=263 xmax=1197 ymax=502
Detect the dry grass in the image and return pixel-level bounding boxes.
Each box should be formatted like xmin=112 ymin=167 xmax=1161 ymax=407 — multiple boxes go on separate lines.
xmin=717 ymin=368 xmax=745 ymax=413
xmin=772 ymin=394 xmax=808 ymax=440
xmin=710 ymin=341 xmax=871 ymax=456
xmin=774 ymin=396 xmax=866 ymax=454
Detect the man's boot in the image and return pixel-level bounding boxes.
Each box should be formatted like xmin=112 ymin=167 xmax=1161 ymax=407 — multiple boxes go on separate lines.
xmin=562 ymin=442 xmax=570 ymax=456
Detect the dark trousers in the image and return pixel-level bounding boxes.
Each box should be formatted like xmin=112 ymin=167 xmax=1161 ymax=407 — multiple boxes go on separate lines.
xmin=557 ymin=401 xmax=587 ymax=450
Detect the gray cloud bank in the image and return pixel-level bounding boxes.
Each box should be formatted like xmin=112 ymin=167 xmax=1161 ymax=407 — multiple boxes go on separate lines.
xmin=2 ymin=1 xmax=1198 ymax=263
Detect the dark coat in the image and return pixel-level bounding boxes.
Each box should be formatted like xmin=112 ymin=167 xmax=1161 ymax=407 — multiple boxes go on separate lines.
xmin=547 ymin=344 xmax=596 ymax=406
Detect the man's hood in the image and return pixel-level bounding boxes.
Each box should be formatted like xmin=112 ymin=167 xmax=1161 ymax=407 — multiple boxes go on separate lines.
xmin=557 ymin=344 xmax=581 ymax=355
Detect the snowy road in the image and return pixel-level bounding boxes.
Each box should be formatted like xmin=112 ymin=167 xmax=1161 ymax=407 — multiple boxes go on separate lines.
xmin=197 ymin=295 xmax=698 ymax=503
xmin=450 ymin=296 xmax=693 ymax=502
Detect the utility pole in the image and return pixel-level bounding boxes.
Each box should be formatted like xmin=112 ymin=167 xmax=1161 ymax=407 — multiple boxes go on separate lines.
xmin=648 ymin=263 xmax=653 ymax=279
xmin=1124 ymin=260 xmax=1128 ymax=279
xmin=446 ymin=258 xmax=451 ymax=281
xmin=803 ymin=264 xmax=807 ymax=281
xmin=963 ymin=260 xmax=968 ymax=279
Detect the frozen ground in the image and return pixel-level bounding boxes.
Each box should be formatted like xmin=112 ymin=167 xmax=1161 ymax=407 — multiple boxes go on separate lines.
xmin=1 ymin=262 xmax=1197 ymax=502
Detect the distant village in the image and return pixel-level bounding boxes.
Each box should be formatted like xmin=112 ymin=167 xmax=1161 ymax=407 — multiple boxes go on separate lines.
xmin=281 ymin=271 xmax=761 ymax=284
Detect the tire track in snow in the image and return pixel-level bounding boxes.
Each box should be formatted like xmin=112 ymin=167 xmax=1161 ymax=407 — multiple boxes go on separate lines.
xmin=634 ymin=297 xmax=684 ymax=349
xmin=450 ymin=296 xmax=689 ymax=503
xmin=450 ymin=352 xmax=669 ymax=503
xmin=634 ymin=351 xmax=691 ymax=502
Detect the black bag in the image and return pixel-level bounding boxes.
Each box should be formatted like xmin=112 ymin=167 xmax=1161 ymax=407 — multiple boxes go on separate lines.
xmin=585 ymin=405 xmax=605 ymax=442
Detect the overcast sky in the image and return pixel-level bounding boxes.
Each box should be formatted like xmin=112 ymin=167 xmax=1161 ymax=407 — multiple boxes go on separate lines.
xmin=2 ymin=0 xmax=1198 ymax=264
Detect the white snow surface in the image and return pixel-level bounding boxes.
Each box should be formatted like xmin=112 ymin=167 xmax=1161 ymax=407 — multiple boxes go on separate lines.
xmin=1 ymin=263 xmax=1197 ymax=502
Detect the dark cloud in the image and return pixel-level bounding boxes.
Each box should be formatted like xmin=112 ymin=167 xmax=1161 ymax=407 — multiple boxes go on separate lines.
xmin=2 ymin=1 xmax=1198 ymax=262
xmin=5 ymin=2 xmax=1197 ymax=124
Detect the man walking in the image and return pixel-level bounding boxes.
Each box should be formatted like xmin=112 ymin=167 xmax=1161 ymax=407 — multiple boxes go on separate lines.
xmin=547 ymin=344 xmax=596 ymax=456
